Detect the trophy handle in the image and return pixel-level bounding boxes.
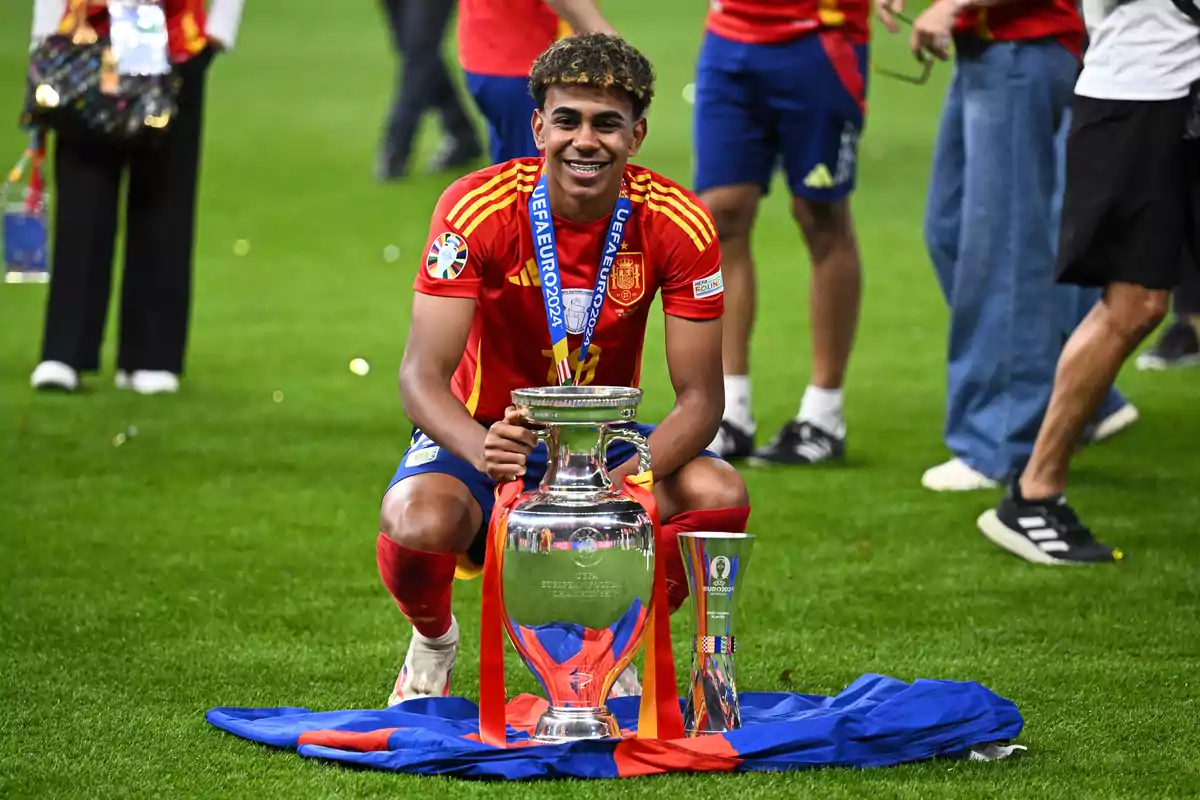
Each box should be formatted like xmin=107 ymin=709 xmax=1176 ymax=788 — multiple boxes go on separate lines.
xmin=603 ymin=427 xmax=652 ymax=476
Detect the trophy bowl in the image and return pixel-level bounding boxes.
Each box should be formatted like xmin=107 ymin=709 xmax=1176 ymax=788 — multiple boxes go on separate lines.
xmin=499 ymin=385 xmax=656 ymax=743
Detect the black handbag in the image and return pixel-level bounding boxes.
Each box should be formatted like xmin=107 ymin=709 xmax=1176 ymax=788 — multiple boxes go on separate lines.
xmin=20 ymin=2 xmax=181 ymax=147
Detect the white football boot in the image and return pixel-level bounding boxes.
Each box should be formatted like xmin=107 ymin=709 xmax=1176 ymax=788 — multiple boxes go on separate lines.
xmin=388 ymin=615 xmax=459 ymax=706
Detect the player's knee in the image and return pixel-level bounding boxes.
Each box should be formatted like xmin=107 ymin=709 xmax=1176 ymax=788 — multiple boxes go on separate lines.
xmin=676 ymin=458 xmax=750 ymax=511
xmin=1103 ymin=283 xmax=1170 ymax=341
xmin=380 ymin=494 xmax=464 ymax=554
xmin=792 ymin=198 xmax=853 ymax=264
xmin=700 ymin=188 xmax=757 ymax=242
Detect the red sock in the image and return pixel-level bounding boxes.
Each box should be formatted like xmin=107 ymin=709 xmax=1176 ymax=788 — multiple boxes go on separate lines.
xmin=375 ymin=532 xmax=457 ymax=639
xmin=661 ymin=506 xmax=752 ymax=613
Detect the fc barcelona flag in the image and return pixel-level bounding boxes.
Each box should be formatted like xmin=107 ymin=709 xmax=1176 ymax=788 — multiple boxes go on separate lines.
xmin=205 ymin=673 xmax=1025 ymax=780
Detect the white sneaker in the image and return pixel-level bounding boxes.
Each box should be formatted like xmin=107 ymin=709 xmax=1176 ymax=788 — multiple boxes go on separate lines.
xmin=1090 ymin=403 xmax=1139 ymax=443
xmin=922 ymin=458 xmax=999 ymax=492
xmin=607 ymin=664 xmax=642 ymax=699
xmin=31 ymin=360 xmax=79 ymax=391
xmin=388 ymin=616 xmax=459 ymax=706
xmin=118 ymin=370 xmax=179 ymax=395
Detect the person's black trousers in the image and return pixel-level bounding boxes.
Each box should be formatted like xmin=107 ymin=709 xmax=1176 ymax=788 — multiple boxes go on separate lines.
xmin=380 ymin=0 xmax=475 ymax=164
xmin=40 ymin=47 xmax=213 ymax=376
xmin=1176 ymin=248 xmax=1200 ymax=316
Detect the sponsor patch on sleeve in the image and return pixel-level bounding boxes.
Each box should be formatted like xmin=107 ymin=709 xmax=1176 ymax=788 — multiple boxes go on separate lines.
xmin=425 ymin=232 xmax=469 ymax=280
xmin=692 ymin=270 xmax=724 ymax=299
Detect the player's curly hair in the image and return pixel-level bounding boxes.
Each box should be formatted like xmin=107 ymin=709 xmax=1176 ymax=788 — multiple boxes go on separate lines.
xmin=529 ymin=33 xmax=656 ymax=120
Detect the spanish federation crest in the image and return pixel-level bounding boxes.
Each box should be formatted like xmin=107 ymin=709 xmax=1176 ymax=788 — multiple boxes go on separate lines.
xmin=426 ymin=232 xmax=468 ymax=279
xmin=607 ymin=251 xmax=645 ymax=306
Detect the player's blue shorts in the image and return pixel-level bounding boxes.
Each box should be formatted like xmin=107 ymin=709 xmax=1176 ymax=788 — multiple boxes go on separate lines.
xmin=693 ymin=29 xmax=869 ymax=201
xmin=464 ymin=72 xmax=540 ymax=164
xmin=386 ymin=423 xmax=720 ymax=566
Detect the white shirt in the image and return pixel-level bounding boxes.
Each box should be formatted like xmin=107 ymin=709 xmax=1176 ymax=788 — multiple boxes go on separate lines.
xmin=32 ymin=0 xmax=245 ymax=51
xmin=1076 ymin=0 xmax=1200 ymax=100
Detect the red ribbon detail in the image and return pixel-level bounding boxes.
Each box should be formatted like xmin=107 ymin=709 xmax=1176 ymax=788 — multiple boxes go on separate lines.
xmin=477 ymin=474 xmax=683 ymax=747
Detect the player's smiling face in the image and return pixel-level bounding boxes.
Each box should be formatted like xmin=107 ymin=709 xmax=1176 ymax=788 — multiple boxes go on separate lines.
xmin=533 ymin=84 xmax=647 ymax=221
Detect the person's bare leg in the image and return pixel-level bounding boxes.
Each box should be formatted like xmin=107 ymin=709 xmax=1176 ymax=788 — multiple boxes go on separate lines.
xmin=792 ymin=197 xmax=862 ymax=393
xmin=1020 ymin=283 xmax=1170 ymax=499
xmin=748 ymin=197 xmax=860 ymax=466
xmin=698 ymin=184 xmax=762 ymax=456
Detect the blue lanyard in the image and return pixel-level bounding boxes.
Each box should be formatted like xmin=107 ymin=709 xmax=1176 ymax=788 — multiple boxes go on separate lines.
xmin=527 ymin=172 xmax=632 ymax=386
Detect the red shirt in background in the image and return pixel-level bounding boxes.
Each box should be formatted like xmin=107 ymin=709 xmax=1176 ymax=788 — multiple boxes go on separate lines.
xmin=706 ymin=0 xmax=871 ymax=46
xmin=414 ymin=158 xmax=724 ymax=423
xmin=954 ymin=0 xmax=1086 ymax=59
xmin=458 ymin=0 xmax=571 ymax=77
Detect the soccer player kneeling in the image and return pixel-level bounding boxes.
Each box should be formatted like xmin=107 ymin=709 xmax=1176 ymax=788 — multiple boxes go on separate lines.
xmin=375 ymin=34 xmax=752 ymax=705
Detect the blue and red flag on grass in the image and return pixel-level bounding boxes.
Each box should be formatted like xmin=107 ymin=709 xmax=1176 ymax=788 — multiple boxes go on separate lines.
xmin=205 ymin=672 xmax=1024 ymax=780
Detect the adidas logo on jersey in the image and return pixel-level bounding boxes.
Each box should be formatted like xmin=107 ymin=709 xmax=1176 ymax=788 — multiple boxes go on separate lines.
xmin=508 ymin=259 xmax=541 ymax=287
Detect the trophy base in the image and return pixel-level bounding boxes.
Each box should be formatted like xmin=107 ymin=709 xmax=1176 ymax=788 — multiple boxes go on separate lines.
xmin=532 ymin=706 xmax=621 ymax=744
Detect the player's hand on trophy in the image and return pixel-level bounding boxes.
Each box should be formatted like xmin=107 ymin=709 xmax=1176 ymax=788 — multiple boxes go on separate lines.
xmin=481 ymin=405 xmax=540 ymax=481
xmin=875 ymin=0 xmax=906 ymax=33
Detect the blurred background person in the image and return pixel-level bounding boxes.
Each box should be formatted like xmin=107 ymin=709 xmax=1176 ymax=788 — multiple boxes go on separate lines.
xmin=29 ymin=0 xmax=244 ymax=395
xmin=978 ymin=0 xmax=1200 ymax=563
xmin=377 ymin=0 xmax=482 ymax=181
xmin=693 ymin=0 xmax=871 ymax=467
xmin=456 ymin=0 xmax=614 ymax=164
xmin=1136 ymin=255 xmax=1200 ymax=369
xmin=882 ymin=0 xmax=1137 ymax=493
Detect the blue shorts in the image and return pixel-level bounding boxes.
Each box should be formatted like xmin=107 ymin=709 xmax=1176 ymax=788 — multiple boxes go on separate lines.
xmin=693 ymin=30 xmax=869 ymax=201
xmin=386 ymin=423 xmax=720 ymax=565
xmin=464 ymin=72 xmax=540 ymax=164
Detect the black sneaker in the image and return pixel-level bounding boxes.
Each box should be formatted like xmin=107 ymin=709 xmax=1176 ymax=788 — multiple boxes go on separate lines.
xmin=707 ymin=419 xmax=755 ymax=460
xmin=1135 ymin=320 xmax=1200 ymax=370
xmin=749 ymin=420 xmax=845 ymax=466
xmin=977 ymin=480 xmax=1123 ymax=565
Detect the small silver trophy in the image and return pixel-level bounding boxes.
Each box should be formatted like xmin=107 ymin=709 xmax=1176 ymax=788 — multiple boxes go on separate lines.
xmin=679 ymin=531 xmax=755 ymax=736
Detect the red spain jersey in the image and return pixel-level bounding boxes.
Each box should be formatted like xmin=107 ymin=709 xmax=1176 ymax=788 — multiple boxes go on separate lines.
xmin=953 ymin=0 xmax=1085 ymax=58
xmin=457 ymin=0 xmax=571 ymax=77
xmin=706 ymin=0 xmax=871 ymax=46
xmin=414 ymin=158 xmax=724 ymax=424
xmin=60 ymin=0 xmax=209 ymax=63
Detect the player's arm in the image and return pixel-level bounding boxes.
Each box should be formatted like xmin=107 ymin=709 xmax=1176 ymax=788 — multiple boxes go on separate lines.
xmin=398 ymin=294 xmax=489 ymax=469
xmin=543 ymin=0 xmax=617 ymax=34
xmin=614 ymin=314 xmax=725 ymax=483
xmin=399 ymin=302 xmax=537 ymax=480
xmin=399 ymin=186 xmax=537 ymax=480
xmin=611 ymin=221 xmax=726 ymax=483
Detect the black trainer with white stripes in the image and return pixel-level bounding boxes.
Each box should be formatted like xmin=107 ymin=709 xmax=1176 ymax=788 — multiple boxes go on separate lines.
xmin=749 ymin=420 xmax=844 ymax=466
xmin=976 ymin=478 xmax=1123 ymax=565
xmin=708 ymin=419 xmax=756 ymax=460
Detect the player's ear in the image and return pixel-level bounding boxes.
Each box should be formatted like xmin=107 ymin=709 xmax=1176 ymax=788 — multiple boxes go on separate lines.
xmin=628 ymin=117 xmax=647 ymax=157
xmin=532 ymin=109 xmax=547 ymax=152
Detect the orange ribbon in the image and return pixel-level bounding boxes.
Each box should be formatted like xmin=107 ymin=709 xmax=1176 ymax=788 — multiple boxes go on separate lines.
xmin=477 ymin=474 xmax=682 ymax=747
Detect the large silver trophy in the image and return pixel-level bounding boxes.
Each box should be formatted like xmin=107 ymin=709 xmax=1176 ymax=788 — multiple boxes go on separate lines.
xmin=679 ymin=531 xmax=755 ymax=736
xmin=500 ymin=385 xmax=656 ymax=744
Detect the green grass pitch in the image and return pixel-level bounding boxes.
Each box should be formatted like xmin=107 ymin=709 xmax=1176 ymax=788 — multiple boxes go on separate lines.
xmin=2 ymin=2 xmax=1198 ymax=796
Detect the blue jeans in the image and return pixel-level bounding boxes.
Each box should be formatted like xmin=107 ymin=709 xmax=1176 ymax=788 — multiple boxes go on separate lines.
xmin=924 ymin=40 xmax=1128 ymax=482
